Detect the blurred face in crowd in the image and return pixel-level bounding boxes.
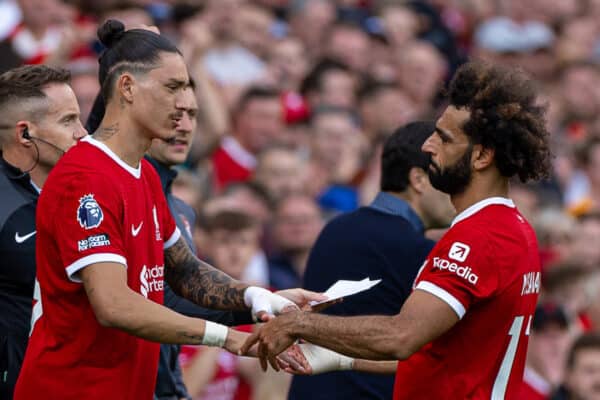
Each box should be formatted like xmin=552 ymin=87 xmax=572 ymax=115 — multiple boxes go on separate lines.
xmin=29 ymin=83 xmax=87 ymax=169
xmin=396 ymin=42 xmax=446 ymax=105
xmin=566 ymin=348 xmax=600 ymax=400
xmin=270 ymin=38 xmax=309 ymax=89
xmin=235 ymin=4 xmax=274 ymax=58
xmin=527 ymin=323 xmax=573 ymax=386
xmin=311 ymin=111 xmax=363 ymax=183
xmin=289 ymin=0 xmax=336 ymax=51
xmin=254 ymin=147 xmax=306 ymax=201
xmin=206 ymin=0 xmax=241 ymax=40
xmin=571 ymin=217 xmax=600 ymax=270
xmin=148 ymin=87 xmax=198 ymax=166
xmin=360 ymin=87 xmax=419 ymax=139
xmin=70 ymin=72 xmax=100 ymax=126
xmin=561 ymin=65 xmax=600 ymax=121
xmin=318 ymin=70 xmax=357 ymax=109
xmin=326 ymin=26 xmax=371 ymax=73
xmin=235 ymin=96 xmax=283 ymax=154
xmin=273 ymin=195 xmax=323 ymax=253
xmin=207 ymin=227 xmax=260 ymax=279
xmin=381 ymin=5 xmax=419 ymax=48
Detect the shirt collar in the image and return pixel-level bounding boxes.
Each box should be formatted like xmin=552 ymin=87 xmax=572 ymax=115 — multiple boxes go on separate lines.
xmin=369 ymin=191 xmax=424 ymax=233
xmin=1 ymin=157 xmax=39 ymax=196
xmin=451 ymin=196 xmax=515 ymax=227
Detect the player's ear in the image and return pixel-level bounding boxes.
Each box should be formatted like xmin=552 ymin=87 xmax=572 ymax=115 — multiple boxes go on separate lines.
xmin=408 ymin=167 xmax=427 ymax=194
xmin=472 ymin=144 xmax=494 ymax=171
xmin=116 ymin=72 xmax=136 ymax=104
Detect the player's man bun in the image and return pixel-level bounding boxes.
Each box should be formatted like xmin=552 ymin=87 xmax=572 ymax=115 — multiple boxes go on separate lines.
xmin=98 ymin=19 xmax=126 ymax=48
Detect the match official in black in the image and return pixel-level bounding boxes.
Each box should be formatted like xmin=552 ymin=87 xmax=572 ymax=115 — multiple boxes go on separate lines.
xmin=0 ymin=65 xmax=86 ymax=399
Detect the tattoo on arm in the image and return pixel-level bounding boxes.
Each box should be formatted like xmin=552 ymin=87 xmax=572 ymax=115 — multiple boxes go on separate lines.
xmin=93 ymin=123 xmax=119 ymax=141
xmin=164 ymin=238 xmax=249 ymax=310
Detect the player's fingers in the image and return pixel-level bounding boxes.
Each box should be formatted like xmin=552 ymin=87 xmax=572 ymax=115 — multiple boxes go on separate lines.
xmin=256 ymin=311 xmax=274 ymax=322
xmin=268 ymin=350 xmax=280 ymax=372
xmin=240 ymin=331 xmax=260 ymax=355
xmin=257 ymin=341 xmax=268 ymax=372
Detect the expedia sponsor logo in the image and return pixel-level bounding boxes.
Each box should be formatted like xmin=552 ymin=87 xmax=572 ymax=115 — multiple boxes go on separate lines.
xmin=78 ymin=234 xmax=110 ymax=251
xmin=433 ymin=257 xmax=479 ymax=284
xmin=140 ymin=265 xmax=164 ymax=298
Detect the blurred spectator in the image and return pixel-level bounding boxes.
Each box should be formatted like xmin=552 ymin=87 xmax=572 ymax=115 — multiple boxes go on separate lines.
xmin=202 ymin=0 xmax=267 ymax=102
xmin=559 ymin=64 xmax=600 ymax=141
xmin=324 ymin=22 xmax=371 ymax=74
xmin=543 ymin=263 xmax=598 ymax=331
xmin=288 ymin=0 xmax=336 ymax=60
xmin=211 ymin=86 xmax=283 ymax=189
xmin=268 ymin=36 xmax=310 ymax=93
xmin=568 ymin=136 xmax=600 ymax=216
xmin=520 ymin=303 xmax=574 ymax=399
xmin=534 ymin=208 xmax=577 ymax=268
xmin=379 ymin=4 xmax=420 ymax=49
xmin=308 ymin=106 xmax=366 ymax=213
xmin=553 ymin=333 xmax=600 ymax=400
xmin=0 ymin=0 xmax=94 ymax=71
xmin=358 ymin=81 xmax=419 ymax=143
xmin=67 ymin=60 xmax=99 ymax=125
xmin=570 ymin=213 xmax=600 ymax=270
xmin=268 ymin=194 xmax=323 ymax=289
xmin=301 ymin=58 xmax=358 ymax=110
xmin=395 ymin=40 xmax=447 ymax=116
xmin=235 ymin=3 xmax=275 ymax=61
xmin=253 ymin=145 xmax=307 ymax=202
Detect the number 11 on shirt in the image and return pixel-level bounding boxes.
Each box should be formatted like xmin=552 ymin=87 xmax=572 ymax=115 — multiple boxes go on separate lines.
xmin=492 ymin=315 xmax=532 ymax=399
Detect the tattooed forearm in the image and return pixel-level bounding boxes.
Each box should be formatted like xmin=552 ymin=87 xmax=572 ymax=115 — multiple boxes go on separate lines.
xmin=93 ymin=123 xmax=119 ymax=141
xmin=164 ymin=238 xmax=249 ymax=310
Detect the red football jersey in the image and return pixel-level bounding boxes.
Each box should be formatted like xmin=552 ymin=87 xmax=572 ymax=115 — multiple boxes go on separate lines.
xmin=15 ymin=136 xmax=179 ymax=400
xmin=394 ymin=197 xmax=541 ymax=399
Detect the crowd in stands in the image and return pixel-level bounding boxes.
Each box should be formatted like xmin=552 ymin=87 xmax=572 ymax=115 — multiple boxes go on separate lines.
xmin=2 ymin=0 xmax=600 ymax=398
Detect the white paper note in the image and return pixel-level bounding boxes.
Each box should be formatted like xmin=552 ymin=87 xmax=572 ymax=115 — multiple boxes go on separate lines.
xmin=310 ymin=278 xmax=382 ymax=306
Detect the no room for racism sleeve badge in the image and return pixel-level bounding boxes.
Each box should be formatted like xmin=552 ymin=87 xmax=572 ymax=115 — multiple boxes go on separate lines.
xmin=77 ymin=194 xmax=104 ymax=229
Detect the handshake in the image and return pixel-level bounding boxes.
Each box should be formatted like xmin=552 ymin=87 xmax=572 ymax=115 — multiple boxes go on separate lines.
xmin=206 ymin=286 xmax=354 ymax=375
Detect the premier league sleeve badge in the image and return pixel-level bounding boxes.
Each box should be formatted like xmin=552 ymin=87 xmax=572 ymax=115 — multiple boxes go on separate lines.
xmin=77 ymin=194 xmax=104 ymax=229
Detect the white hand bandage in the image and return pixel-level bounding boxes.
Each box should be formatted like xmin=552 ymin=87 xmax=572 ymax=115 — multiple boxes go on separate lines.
xmin=201 ymin=321 xmax=229 ymax=347
xmin=297 ymin=343 xmax=354 ymax=374
xmin=244 ymin=286 xmax=296 ymax=320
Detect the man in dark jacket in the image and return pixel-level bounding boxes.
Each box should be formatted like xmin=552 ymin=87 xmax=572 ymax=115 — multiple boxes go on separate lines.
xmin=145 ymin=85 xmax=253 ymax=400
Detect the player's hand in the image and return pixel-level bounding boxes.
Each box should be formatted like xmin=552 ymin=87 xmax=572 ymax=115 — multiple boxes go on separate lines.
xmin=245 ymin=286 xmax=321 ymax=322
xmin=240 ymin=310 xmax=301 ymax=371
xmin=276 ymin=344 xmax=311 ymax=374
xmin=282 ymin=343 xmax=354 ymax=375
xmin=275 ymin=288 xmax=328 ymax=311
xmin=223 ymin=329 xmax=250 ymax=356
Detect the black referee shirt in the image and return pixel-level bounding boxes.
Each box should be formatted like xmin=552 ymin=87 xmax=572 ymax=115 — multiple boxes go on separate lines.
xmin=0 ymin=157 xmax=39 ymax=399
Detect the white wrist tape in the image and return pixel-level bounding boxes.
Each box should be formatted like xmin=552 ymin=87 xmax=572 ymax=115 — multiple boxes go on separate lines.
xmin=244 ymin=286 xmax=296 ymax=320
xmin=297 ymin=343 xmax=354 ymax=374
xmin=201 ymin=321 xmax=228 ymax=348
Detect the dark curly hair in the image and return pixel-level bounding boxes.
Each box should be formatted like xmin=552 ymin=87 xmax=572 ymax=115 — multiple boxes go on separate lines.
xmin=447 ymin=61 xmax=551 ymax=182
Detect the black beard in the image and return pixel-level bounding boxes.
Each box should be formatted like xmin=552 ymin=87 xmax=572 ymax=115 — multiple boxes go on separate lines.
xmin=428 ymin=148 xmax=472 ymax=196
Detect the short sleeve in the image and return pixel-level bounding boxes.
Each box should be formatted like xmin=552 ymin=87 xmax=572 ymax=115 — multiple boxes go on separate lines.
xmin=414 ymin=225 xmax=499 ymax=319
xmin=55 ymin=174 xmax=127 ymax=282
